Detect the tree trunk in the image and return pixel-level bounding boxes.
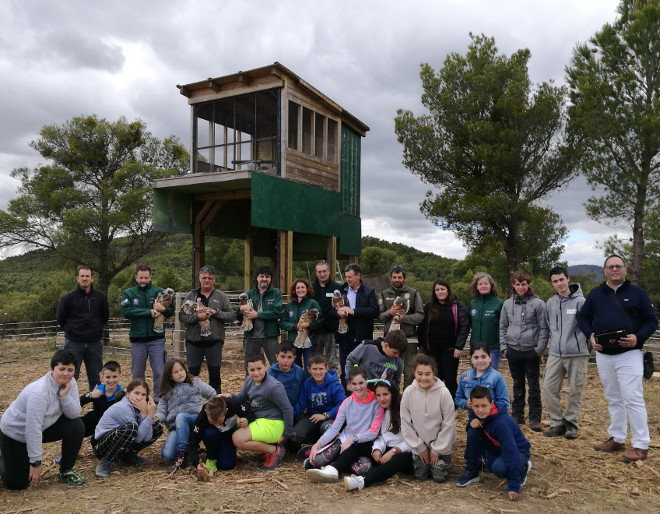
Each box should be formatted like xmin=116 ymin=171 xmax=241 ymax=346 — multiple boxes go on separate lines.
xmin=630 ymin=175 xmax=648 ymax=285
xmin=504 ymin=218 xmax=519 ymax=296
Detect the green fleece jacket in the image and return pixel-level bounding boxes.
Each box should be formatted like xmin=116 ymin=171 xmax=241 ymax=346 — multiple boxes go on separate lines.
xmin=236 ymin=286 xmax=282 ymax=338
xmin=279 ymin=297 xmax=323 ymax=344
xmin=120 ymin=282 xmax=175 ymax=340
xmin=468 ymin=294 xmax=504 ymax=350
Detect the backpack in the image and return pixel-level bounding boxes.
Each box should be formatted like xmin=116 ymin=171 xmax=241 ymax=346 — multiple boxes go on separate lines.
xmin=643 ymin=351 xmax=655 ymax=380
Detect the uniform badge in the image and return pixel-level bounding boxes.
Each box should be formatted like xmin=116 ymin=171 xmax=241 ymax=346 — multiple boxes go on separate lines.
xmin=133 ymin=298 xmax=139 ymax=305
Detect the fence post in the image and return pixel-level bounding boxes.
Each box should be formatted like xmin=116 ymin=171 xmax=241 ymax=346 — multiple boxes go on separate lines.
xmin=173 ymin=293 xmax=186 ymax=359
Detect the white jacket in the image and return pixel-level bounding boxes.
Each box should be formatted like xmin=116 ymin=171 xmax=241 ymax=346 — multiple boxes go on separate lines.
xmin=372 ymin=409 xmax=411 ymax=454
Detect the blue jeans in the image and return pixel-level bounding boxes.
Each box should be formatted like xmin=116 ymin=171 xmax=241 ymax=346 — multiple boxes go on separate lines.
xmin=63 ymin=338 xmax=103 ymax=390
xmin=161 ymin=413 xmax=197 ymax=460
xmin=464 ymin=425 xmax=530 ymax=476
xmin=130 ymin=339 xmax=166 ymax=398
xmin=490 ymin=349 xmax=502 ymax=371
xmin=488 ymin=447 xmax=529 ymax=480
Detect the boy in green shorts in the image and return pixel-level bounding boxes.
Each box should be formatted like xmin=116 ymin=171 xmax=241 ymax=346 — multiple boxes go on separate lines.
xmin=222 ymin=353 xmax=293 ymax=470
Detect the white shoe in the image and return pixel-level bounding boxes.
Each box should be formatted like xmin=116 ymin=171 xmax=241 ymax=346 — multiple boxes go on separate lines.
xmin=307 ymin=465 xmax=339 ymax=483
xmin=344 ymin=474 xmax=365 ymax=491
xmin=521 ymin=460 xmax=532 ymax=486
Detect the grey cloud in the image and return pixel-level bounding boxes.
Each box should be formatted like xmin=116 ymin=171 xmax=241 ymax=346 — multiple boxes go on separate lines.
xmin=0 ymin=0 xmax=623 ymax=268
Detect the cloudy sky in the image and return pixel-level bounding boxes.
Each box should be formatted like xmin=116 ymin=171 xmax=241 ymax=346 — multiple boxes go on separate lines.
xmin=0 ymin=0 xmax=623 ymax=265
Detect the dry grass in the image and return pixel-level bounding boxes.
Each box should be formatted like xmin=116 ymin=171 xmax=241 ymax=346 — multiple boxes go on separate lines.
xmin=0 ymin=338 xmax=658 ymax=513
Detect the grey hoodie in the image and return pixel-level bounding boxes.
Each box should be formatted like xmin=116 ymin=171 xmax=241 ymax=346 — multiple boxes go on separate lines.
xmin=545 ymin=283 xmax=590 ymax=357
xmin=500 ymin=292 xmax=548 ymax=354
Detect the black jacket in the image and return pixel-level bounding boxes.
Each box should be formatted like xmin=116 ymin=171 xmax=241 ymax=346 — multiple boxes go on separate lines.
xmin=312 ymin=278 xmax=342 ymax=333
xmin=331 ymin=281 xmax=379 ymax=343
xmin=418 ymin=298 xmax=470 ymax=352
xmin=57 ymin=286 xmax=109 ymax=342
xmin=187 ymin=396 xmax=253 ymax=466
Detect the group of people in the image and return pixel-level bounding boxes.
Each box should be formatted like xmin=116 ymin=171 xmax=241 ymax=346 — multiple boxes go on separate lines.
xmin=0 ymin=255 xmax=655 ymax=501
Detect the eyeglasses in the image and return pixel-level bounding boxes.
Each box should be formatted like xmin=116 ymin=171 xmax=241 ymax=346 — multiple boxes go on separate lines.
xmin=604 ymin=264 xmax=625 ymax=270
xmin=391 ymin=265 xmax=405 ymax=273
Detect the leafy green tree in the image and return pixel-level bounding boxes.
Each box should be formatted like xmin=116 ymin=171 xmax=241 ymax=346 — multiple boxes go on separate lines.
xmin=359 ymin=247 xmax=398 ymax=276
xmin=566 ymin=0 xmax=660 ymax=284
xmin=395 ymin=34 xmax=579 ymax=279
xmin=0 ymin=115 xmax=188 ymax=292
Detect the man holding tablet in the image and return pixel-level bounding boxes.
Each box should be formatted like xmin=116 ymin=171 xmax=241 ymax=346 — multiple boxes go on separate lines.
xmin=578 ymin=255 xmax=657 ymax=462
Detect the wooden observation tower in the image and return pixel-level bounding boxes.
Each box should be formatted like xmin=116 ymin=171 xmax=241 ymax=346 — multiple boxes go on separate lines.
xmin=152 ymin=62 xmax=369 ymax=290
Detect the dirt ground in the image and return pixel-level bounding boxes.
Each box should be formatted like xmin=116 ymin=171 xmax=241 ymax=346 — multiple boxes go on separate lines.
xmin=0 ymin=338 xmax=658 ymax=514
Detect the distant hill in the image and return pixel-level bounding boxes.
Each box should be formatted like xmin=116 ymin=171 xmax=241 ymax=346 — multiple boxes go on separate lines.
xmin=567 ymin=264 xmax=604 ymax=281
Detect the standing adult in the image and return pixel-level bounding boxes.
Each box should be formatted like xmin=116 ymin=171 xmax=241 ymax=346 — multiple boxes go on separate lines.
xmin=543 ymin=266 xmax=590 ymax=440
xmin=0 ymin=350 xmax=86 ymax=489
xmin=468 ymin=272 xmax=504 ymax=370
xmin=121 ymin=264 xmax=175 ymax=399
xmin=578 ymin=255 xmax=657 ymax=462
xmin=56 ymin=266 xmax=109 ymax=390
xmin=378 ymin=265 xmax=424 ymax=388
xmin=332 ymin=263 xmax=379 ymax=388
xmin=418 ymin=279 xmax=470 ymax=399
xmin=280 ymin=278 xmax=323 ymax=369
xmin=237 ymin=264 xmax=282 ymax=367
xmin=312 ymin=261 xmax=341 ymax=372
xmin=179 ymin=265 xmax=236 ymax=393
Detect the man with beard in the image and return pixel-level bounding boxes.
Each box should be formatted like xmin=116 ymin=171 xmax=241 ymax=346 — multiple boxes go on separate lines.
xmin=237 ymin=265 xmax=282 ymax=367
xmin=378 ymin=265 xmax=424 ymax=388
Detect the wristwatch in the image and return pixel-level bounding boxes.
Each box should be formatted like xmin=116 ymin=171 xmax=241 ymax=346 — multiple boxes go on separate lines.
xmin=30 ymin=460 xmax=41 ymax=467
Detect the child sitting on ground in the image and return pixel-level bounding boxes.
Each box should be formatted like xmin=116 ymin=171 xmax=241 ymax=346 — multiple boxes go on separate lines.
xmin=344 ymin=379 xmax=413 ymax=491
xmin=93 ymin=378 xmax=163 ymax=478
xmin=292 ymin=354 xmax=345 ymax=452
xmin=0 ymin=350 xmax=86 ymax=489
xmin=156 ymin=358 xmax=218 ymax=472
xmin=187 ymin=396 xmax=252 ymax=478
xmin=267 ymin=341 xmax=307 ymax=407
xmin=455 ymin=343 xmax=510 ymax=417
xmin=345 ymin=330 xmax=407 ymax=386
xmin=305 ymin=366 xmax=384 ymax=483
xmin=400 ymin=354 xmax=456 ymax=483
xmin=80 ymin=360 xmax=123 ymax=437
xmin=455 ymin=386 xmax=532 ymax=501
xmin=223 ymin=353 xmax=293 ymax=471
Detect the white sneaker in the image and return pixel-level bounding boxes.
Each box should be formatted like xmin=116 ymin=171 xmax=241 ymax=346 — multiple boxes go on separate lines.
xmin=521 ymin=460 xmax=532 ymax=486
xmin=307 ymin=465 xmax=339 ymax=483
xmin=344 ymin=474 xmax=365 ymax=491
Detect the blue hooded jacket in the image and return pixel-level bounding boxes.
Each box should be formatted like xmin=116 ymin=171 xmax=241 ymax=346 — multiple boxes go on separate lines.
xmin=267 ymin=362 xmax=307 ymax=406
xmin=473 ymin=410 xmax=531 ymax=494
xmin=293 ymin=370 xmax=346 ymax=418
